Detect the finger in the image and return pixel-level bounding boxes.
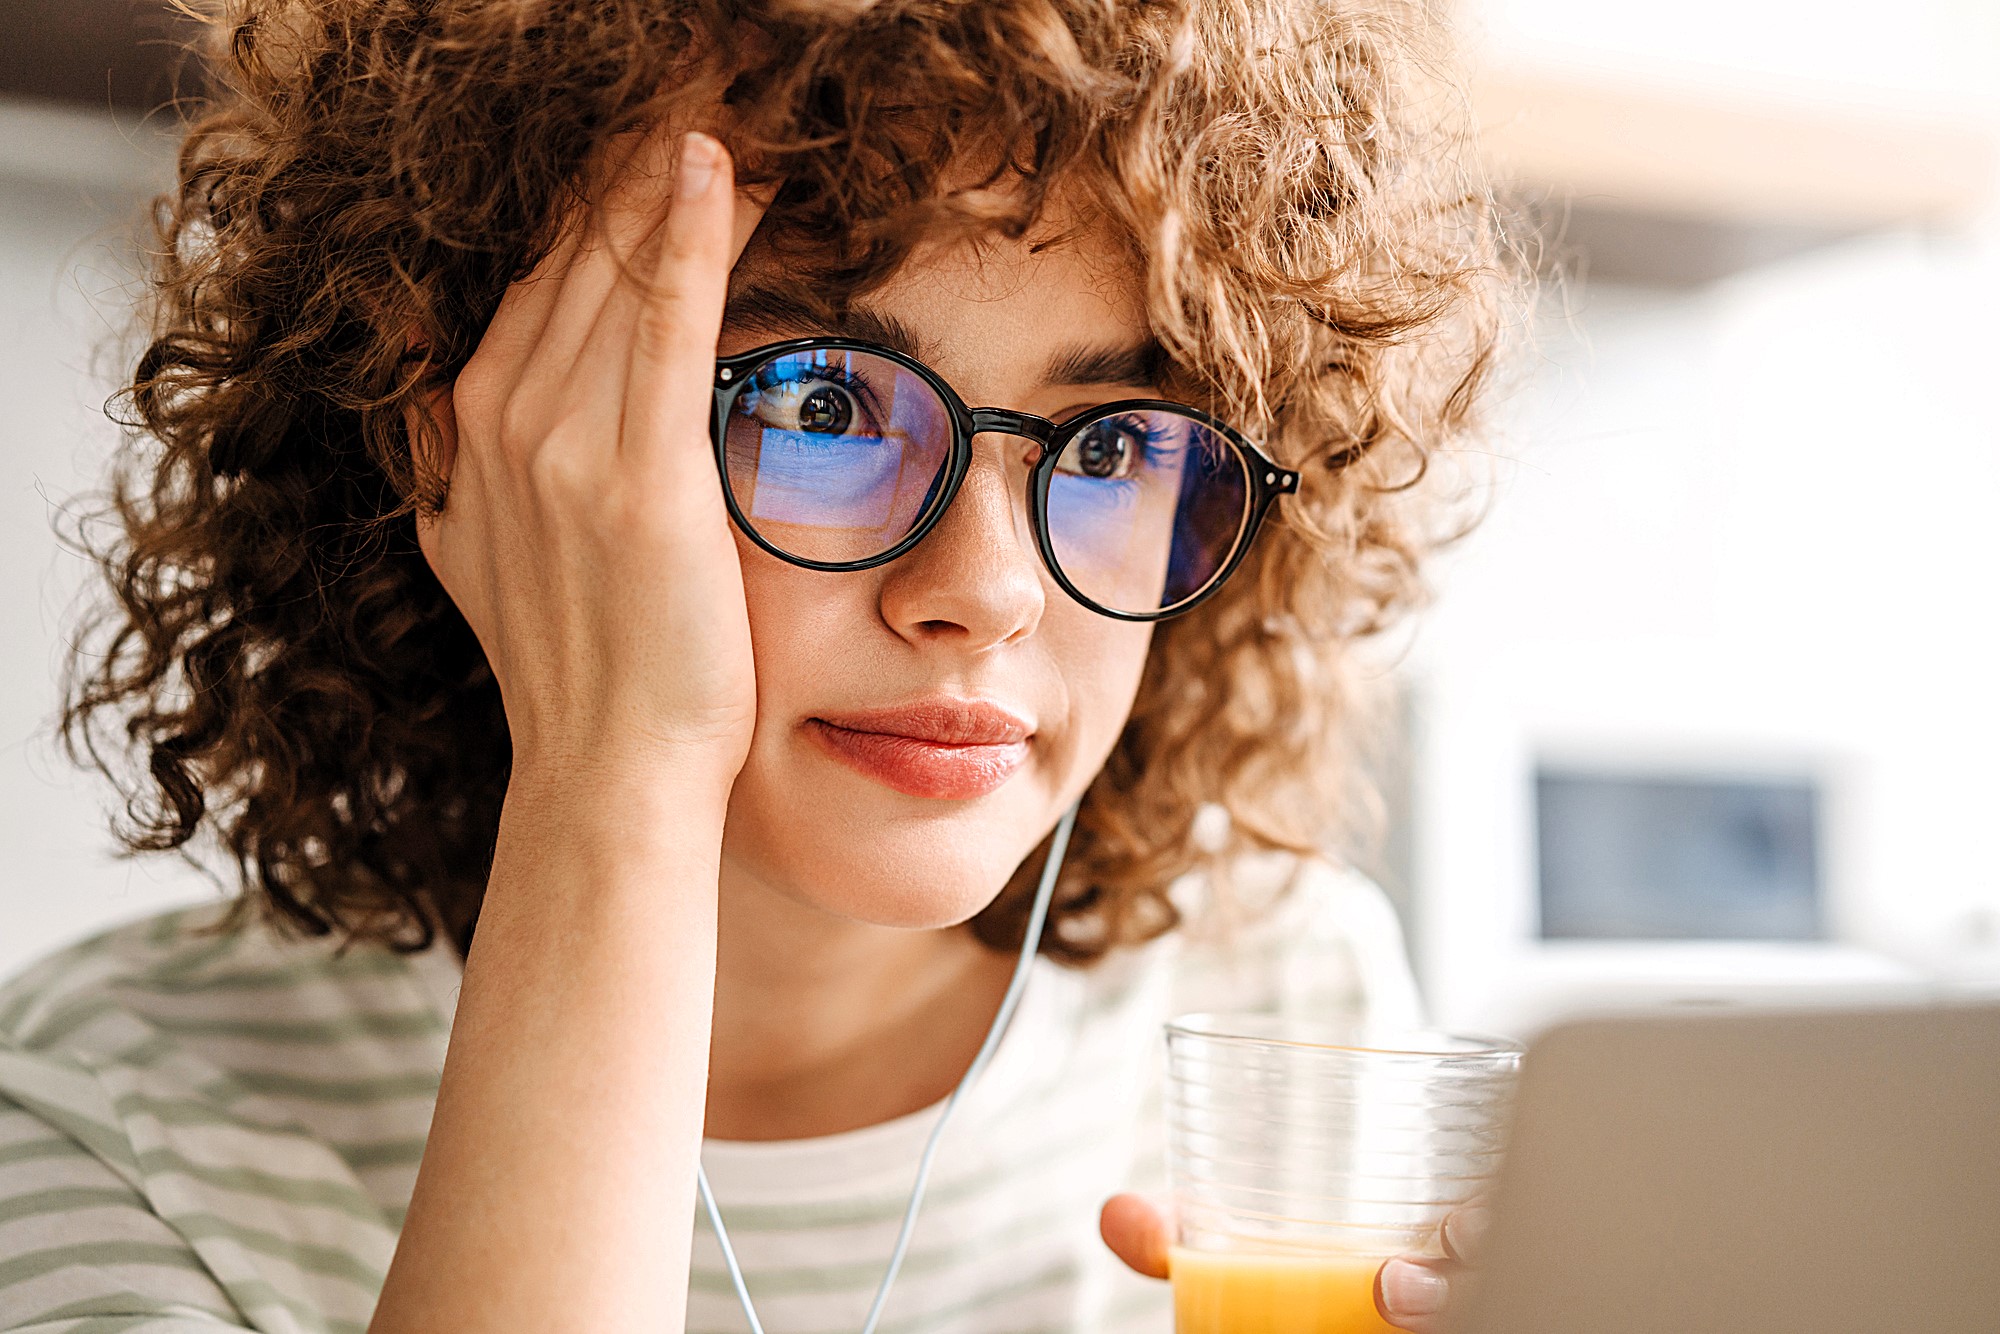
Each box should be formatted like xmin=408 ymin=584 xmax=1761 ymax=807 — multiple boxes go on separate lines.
xmin=1441 ymin=1204 xmax=1491 ymax=1264
xmin=1377 ymin=1257 xmax=1453 ymax=1333
xmin=566 ymin=137 xmax=768 ymax=417
xmin=613 ymin=131 xmax=737 ymax=463
xmin=1097 ymin=1194 xmax=1171 ymax=1281
xmin=515 ymin=120 xmax=688 ymax=393
xmin=463 ymin=117 xmax=698 ymax=411
xmin=462 ymin=188 xmax=593 ymax=395
xmin=594 ymin=123 xmax=774 ymax=267
xmin=527 ymin=123 xmax=776 ymax=401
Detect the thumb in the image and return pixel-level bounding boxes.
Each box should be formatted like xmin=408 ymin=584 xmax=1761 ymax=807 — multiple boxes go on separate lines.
xmin=1099 ymin=1193 xmax=1171 ymax=1281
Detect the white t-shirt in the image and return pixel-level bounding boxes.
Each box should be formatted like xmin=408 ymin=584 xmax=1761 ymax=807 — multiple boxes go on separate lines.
xmin=0 ymin=852 xmax=1420 ymax=1333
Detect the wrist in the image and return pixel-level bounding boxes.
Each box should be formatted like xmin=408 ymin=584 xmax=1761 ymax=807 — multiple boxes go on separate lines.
xmin=502 ymin=749 xmax=735 ymax=849
xmin=508 ymin=739 xmax=741 ymax=810
xmin=478 ymin=758 xmax=730 ymax=940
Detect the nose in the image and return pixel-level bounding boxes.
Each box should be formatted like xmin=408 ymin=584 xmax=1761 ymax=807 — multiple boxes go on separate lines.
xmin=877 ymin=437 xmax=1046 ymax=651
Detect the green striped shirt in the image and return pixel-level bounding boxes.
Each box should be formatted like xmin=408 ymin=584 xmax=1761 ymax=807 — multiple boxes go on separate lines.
xmin=0 ymin=854 xmax=1420 ymax=1333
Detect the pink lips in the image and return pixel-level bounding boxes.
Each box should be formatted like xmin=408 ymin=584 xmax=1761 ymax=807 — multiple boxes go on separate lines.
xmin=805 ymin=699 xmax=1032 ymax=800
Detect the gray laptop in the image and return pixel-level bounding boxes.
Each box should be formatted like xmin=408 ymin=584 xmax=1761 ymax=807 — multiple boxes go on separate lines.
xmin=1452 ymin=1004 xmax=2000 ymax=1334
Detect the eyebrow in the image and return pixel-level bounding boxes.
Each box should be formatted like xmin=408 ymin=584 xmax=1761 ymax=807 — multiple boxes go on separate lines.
xmin=1038 ymin=338 xmax=1170 ymax=391
xmin=722 ymin=280 xmax=1170 ymax=392
xmin=724 ymin=283 xmax=930 ymax=362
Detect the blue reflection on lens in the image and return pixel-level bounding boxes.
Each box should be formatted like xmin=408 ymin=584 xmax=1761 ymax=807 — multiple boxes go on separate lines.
xmin=1046 ymin=470 xmax=1140 ymax=535
xmin=747 ymin=428 xmax=904 ymax=529
xmin=1046 ymin=463 xmax=1167 ymax=610
xmin=1046 ymin=411 xmax=1248 ymax=613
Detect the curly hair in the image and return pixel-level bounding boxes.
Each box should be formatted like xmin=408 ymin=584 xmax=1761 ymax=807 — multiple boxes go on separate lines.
xmin=61 ymin=0 xmax=1517 ymax=965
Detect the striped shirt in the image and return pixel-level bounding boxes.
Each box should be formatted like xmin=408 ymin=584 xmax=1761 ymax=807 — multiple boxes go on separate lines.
xmin=0 ymin=853 xmax=1421 ymax=1334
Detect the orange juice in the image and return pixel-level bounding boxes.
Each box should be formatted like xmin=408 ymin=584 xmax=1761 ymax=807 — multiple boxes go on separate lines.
xmin=1169 ymin=1246 xmax=1398 ymax=1334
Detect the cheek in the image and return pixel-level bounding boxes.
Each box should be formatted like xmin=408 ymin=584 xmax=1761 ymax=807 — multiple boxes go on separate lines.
xmin=733 ymin=534 xmax=858 ymax=714
xmin=1048 ymin=610 xmax=1155 ymax=768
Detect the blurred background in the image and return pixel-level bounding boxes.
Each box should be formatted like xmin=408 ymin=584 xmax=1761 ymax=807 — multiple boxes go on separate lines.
xmin=1 ymin=0 xmax=1996 ymax=1040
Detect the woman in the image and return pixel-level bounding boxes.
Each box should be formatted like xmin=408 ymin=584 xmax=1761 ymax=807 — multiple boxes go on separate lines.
xmin=0 ymin=0 xmax=1511 ymax=1330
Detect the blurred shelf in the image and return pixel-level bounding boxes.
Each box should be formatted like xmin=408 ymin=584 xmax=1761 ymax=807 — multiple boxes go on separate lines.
xmin=0 ymin=0 xmax=195 ymax=113
xmin=1472 ymin=59 xmax=1997 ymax=230
xmin=11 ymin=2 xmax=1995 ymax=284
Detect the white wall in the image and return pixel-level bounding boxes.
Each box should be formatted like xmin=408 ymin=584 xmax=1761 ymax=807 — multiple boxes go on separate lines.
xmin=1408 ymin=218 xmax=2000 ymax=1034
xmin=1474 ymin=0 xmax=2000 ymax=106
xmin=0 ymin=102 xmax=212 ymax=980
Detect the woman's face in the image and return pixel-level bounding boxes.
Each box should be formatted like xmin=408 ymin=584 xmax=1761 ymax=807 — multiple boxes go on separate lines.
xmin=715 ymin=222 xmax=1159 ymax=929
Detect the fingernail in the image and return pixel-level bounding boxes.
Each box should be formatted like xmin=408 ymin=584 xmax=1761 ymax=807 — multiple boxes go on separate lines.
xmin=677 ymin=133 xmax=718 ymax=199
xmin=1379 ymin=1258 xmax=1449 ymax=1319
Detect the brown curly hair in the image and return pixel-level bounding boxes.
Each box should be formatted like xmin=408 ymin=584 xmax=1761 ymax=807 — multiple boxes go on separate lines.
xmin=60 ymin=0 xmax=1517 ymax=965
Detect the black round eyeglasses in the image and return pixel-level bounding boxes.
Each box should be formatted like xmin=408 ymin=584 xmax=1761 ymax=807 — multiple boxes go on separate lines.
xmin=710 ymin=337 xmax=1299 ymax=622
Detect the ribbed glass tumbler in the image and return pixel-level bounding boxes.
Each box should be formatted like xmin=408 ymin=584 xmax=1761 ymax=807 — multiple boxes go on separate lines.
xmin=1164 ymin=1012 xmax=1522 ymax=1334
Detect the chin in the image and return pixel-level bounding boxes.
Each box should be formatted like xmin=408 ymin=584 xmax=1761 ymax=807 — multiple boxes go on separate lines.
xmin=813 ymin=856 xmax=1006 ymax=929
xmin=735 ymin=825 xmax=1019 ymax=928
xmin=723 ymin=772 xmax=1051 ymax=930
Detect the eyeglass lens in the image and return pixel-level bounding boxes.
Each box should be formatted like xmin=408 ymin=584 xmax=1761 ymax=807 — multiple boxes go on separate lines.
xmin=719 ymin=346 xmax=1251 ymax=616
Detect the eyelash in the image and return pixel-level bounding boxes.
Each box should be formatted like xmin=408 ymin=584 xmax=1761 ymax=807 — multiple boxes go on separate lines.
xmin=1068 ymin=417 xmax=1186 ymax=480
xmin=744 ymin=359 xmax=1189 ymax=473
xmin=746 ymin=361 xmax=884 ymax=425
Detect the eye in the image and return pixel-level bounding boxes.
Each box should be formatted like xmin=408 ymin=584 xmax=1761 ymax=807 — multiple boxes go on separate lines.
xmin=1066 ymin=417 xmax=1147 ymax=479
xmin=795 ymin=384 xmax=854 ymax=434
xmin=742 ymin=371 xmax=865 ymax=435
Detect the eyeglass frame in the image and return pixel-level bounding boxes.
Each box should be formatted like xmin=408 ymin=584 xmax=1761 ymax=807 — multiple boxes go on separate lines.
xmin=709 ymin=336 xmax=1301 ymax=623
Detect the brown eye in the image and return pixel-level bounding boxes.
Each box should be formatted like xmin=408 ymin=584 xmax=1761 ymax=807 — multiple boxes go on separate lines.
xmin=797 ymin=385 xmax=854 ymax=434
xmin=1070 ymin=419 xmax=1143 ymax=478
xmin=743 ymin=373 xmax=862 ymax=436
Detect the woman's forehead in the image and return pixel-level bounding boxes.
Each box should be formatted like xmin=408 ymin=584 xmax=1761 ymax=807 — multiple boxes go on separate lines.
xmin=882 ymin=229 xmax=1145 ymax=332
xmin=726 ymin=218 xmax=1155 ymax=392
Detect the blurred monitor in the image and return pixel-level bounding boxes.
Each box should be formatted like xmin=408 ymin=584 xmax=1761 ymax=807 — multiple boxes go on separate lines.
xmin=1453 ymin=1004 xmax=2000 ymax=1334
xmin=1535 ymin=768 xmax=1822 ymax=941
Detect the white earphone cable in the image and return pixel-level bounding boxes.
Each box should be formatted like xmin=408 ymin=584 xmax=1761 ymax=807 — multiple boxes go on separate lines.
xmin=695 ymin=800 xmax=1083 ymax=1334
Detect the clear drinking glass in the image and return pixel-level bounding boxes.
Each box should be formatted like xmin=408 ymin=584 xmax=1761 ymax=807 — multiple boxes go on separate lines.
xmin=1164 ymin=1012 xmax=1522 ymax=1333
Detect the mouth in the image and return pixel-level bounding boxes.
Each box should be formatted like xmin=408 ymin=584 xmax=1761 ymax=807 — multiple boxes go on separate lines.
xmin=804 ymin=699 xmax=1033 ymax=800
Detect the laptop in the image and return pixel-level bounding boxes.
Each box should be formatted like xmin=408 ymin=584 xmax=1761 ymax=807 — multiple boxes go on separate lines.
xmin=1450 ymin=1003 xmax=2000 ymax=1334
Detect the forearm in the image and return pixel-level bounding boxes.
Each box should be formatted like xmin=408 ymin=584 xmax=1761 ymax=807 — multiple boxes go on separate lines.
xmin=369 ymin=761 xmax=726 ymax=1334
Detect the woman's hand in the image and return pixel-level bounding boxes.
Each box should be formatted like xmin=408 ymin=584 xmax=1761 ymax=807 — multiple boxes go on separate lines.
xmin=412 ymin=123 xmax=766 ymax=792
xmin=1370 ymin=1207 xmax=1488 ymax=1332
xmin=1099 ymin=1193 xmax=1488 ymax=1332
xmin=371 ymin=124 xmax=772 ymax=1334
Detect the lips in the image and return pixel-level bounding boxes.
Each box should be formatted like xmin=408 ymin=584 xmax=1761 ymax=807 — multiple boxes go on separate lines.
xmin=805 ymin=699 xmax=1033 ymax=800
